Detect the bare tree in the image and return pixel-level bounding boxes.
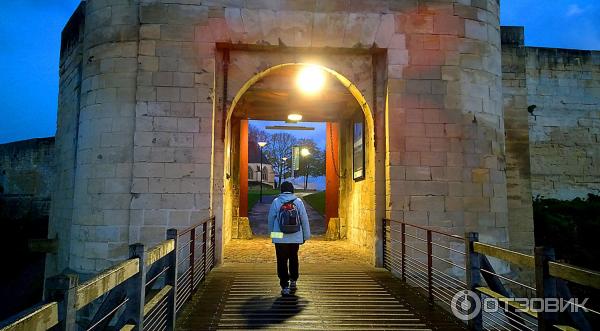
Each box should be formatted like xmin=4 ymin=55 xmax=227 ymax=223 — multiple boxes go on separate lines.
xmin=248 ymin=124 xmax=269 ymax=144
xmin=263 ymin=132 xmax=297 ymax=188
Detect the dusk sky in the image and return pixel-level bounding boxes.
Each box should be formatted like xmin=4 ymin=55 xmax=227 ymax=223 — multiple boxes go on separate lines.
xmin=0 ymin=1 xmax=598 ymax=144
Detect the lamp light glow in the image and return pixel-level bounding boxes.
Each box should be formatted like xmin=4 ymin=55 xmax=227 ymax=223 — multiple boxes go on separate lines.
xmin=300 ymin=148 xmax=311 ymax=157
xmin=297 ymin=65 xmax=325 ymax=94
xmin=287 ymin=114 xmax=303 ymax=122
xmin=258 ymin=141 xmax=267 ymax=147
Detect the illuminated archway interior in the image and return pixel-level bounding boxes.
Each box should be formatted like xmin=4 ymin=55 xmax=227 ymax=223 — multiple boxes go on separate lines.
xmin=222 ymin=63 xmax=377 ymax=262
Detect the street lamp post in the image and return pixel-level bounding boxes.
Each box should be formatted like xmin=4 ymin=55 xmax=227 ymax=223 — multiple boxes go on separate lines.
xmin=258 ymin=141 xmax=267 ymax=202
xmin=300 ymin=148 xmax=311 ymax=191
xmin=281 ymin=157 xmax=288 ymax=183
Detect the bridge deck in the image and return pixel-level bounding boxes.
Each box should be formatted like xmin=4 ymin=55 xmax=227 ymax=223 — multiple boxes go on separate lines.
xmin=176 ymin=263 xmax=466 ymax=330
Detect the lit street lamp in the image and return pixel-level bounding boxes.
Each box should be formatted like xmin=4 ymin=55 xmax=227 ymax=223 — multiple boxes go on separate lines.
xmin=258 ymin=141 xmax=267 ymax=202
xmin=281 ymin=157 xmax=288 ymax=183
xmin=300 ymin=147 xmax=311 ymax=191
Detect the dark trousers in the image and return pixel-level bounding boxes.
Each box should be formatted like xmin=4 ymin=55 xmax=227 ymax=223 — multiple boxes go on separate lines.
xmin=275 ymin=243 xmax=300 ymax=289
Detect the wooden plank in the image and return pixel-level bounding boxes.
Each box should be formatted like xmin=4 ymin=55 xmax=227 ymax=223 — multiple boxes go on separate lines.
xmin=75 ymin=259 xmax=139 ymax=309
xmin=473 ymin=242 xmax=534 ymax=268
xmin=476 ymin=286 xmax=538 ymax=318
xmin=549 ymin=262 xmax=600 ymax=290
xmin=553 ymin=325 xmax=578 ymax=331
xmin=119 ymin=324 xmax=135 ymax=331
xmin=0 ymin=303 xmax=58 ymax=331
xmin=143 ymin=285 xmax=172 ymax=317
xmin=145 ymin=239 xmax=175 ymax=267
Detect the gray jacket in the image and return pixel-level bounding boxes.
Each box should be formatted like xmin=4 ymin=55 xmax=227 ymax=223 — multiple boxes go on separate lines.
xmin=267 ymin=192 xmax=311 ymax=244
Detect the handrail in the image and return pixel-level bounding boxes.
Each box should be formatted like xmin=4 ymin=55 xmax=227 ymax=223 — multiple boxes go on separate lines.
xmin=143 ymin=285 xmax=172 ymax=316
xmin=473 ymin=241 xmax=535 ymax=269
xmin=145 ymin=239 xmax=175 ymax=267
xmin=383 ymin=218 xmax=600 ymax=331
xmin=382 ymin=218 xmax=462 ymax=239
xmin=0 ymin=303 xmax=58 ymax=331
xmin=178 ymin=215 xmax=216 ymax=236
xmin=0 ymin=215 xmax=218 ymax=331
xmin=548 ymin=261 xmax=600 ymax=290
xmin=75 ymin=258 xmax=140 ymax=309
xmin=476 ymin=286 xmax=538 ymax=318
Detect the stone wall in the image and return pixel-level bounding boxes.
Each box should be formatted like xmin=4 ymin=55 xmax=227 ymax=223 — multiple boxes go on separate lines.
xmin=385 ymin=0 xmax=510 ymax=249
xmin=50 ymin=0 xmax=517 ymax=274
xmin=500 ymin=27 xmax=534 ymax=252
xmin=0 ymin=137 xmax=54 ymax=318
xmin=526 ymin=47 xmax=600 ymax=200
xmin=46 ymin=3 xmax=84 ymax=276
xmin=0 ymin=138 xmax=55 ymax=225
xmin=500 ymin=26 xmax=600 ymax=249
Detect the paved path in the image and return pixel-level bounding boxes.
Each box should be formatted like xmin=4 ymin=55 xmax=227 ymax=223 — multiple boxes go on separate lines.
xmin=223 ymin=237 xmax=372 ymax=264
xmin=248 ymin=195 xmax=326 ymax=236
xmin=176 ymin=263 xmax=467 ymax=330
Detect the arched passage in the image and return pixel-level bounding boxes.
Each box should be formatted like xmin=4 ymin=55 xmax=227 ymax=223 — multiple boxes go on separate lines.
xmin=225 ymin=63 xmax=375 ymax=137
xmin=220 ymin=61 xmax=382 ymax=265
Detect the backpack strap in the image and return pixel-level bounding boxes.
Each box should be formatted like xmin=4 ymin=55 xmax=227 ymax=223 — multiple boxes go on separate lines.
xmin=281 ymin=198 xmax=296 ymax=204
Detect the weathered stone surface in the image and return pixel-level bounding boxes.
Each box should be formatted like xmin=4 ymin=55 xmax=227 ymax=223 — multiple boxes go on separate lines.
xmin=45 ymin=0 xmax=598 ymax=278
xmin=232 ymin=217 xmax=253 ymax=239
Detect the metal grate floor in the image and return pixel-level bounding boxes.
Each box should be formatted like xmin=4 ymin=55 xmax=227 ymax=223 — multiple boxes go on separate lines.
xmin=176 ymin=263 xmax=466 ymax=330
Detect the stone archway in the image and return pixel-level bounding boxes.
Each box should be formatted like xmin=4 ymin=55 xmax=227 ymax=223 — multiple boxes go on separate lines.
xmin=216 ymin=55 xmax=386 ymax=266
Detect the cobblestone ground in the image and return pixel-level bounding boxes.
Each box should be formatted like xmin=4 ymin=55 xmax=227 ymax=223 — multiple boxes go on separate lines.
xmin=248 ymin=194 xmax=326 ymax=236
xmin=223 ymin=237 xmax=372 ymax=265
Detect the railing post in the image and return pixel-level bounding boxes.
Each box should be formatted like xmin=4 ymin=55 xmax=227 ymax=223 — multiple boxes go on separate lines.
xmin=203 ymin=221 xmax=208 ymax=277
xmin=535 ymin=246 xmax=557 ymax=331
xmin=210 ymin=216 xmax=217 ymax=270
xmin=465 ymin=232 xmax=483 ymax=331
xmin=165 ymin=229 xmax=178 ymax=331
xmin=189 ymin=228 xmax=196 ymax=290
xmin=382 ymin=219 xmax=387 ymax=268
xmin=122 ymin=243 xmax=146 ymax=330
xmin=166 ymin=229 xmax=179 ymax=331
xmin=401 ymin=222 xmax=406 ymax=282
xmin=427 ymin=230 xmax=433 ymax=302
xmin=45 ymin=273 xmax=78 ymax=331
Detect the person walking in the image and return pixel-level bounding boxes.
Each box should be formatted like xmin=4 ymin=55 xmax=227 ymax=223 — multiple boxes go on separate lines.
xmin=267 ymin=181 xmax=311 ymax=296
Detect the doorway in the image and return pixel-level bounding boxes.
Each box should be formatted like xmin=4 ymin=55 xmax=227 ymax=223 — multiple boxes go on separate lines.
xmin=215 ymin=50 xmax=386 ymax=266
xmin=242 ymin=120 xmax=329 ymax=237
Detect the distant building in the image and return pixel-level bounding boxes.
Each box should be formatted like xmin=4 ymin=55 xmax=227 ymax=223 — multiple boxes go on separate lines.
xmin=248 ymin=141 xmax=275 ymax=187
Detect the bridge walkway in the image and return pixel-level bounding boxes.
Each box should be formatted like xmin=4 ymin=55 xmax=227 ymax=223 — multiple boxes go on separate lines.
xmin=176 ymin=238 xmax=466 ymax=330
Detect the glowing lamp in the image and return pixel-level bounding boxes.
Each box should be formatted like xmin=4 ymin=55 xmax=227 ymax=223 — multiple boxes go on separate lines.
xmin=297 ymin=65 xmax=325 ymax=94
xmin=287 ymin=114 xmax=303 ymax=122
xmin=300 ymin=148 xmax=311 ymax=157
xmin=258 ymin=141 xmax=267 ymax=147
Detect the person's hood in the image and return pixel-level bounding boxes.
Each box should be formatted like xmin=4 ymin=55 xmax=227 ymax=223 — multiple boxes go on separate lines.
xmin=278 ymin=192 xmax=298 ymax=202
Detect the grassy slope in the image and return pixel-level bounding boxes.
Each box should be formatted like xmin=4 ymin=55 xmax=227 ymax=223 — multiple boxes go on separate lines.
xmin=302 ymin=191 xmax=325 ymax=216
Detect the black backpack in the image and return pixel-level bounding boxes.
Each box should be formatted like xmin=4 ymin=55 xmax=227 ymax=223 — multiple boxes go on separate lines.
xmin=277 ymin=198 xmax=301 ymax=234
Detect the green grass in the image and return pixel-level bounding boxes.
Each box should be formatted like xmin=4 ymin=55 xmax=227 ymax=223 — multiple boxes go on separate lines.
xmin=247 ymin=184 xmax=280 ymax=211
xmin=302 ymin=191 xmax=325 ymax=216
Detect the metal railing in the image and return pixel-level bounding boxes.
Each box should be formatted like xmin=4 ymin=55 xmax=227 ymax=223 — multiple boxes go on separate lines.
xmin=383 ymin=218 xmax=600 ymax=331
xmin=382 ymin=219 xmax=467 ymax=308
xmin=0 ymin=216 xmax=216 ymax=331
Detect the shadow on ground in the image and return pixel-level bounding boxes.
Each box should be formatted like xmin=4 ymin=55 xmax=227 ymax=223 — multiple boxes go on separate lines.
xmin=239 ymin=295 xmax=308 ymax=329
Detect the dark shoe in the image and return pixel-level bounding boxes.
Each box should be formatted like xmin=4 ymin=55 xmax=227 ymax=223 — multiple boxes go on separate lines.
xmin=281 ymin=287 xmax=291 ymax=296
xmin=290 ymin=280 xmax=297 ymax=292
